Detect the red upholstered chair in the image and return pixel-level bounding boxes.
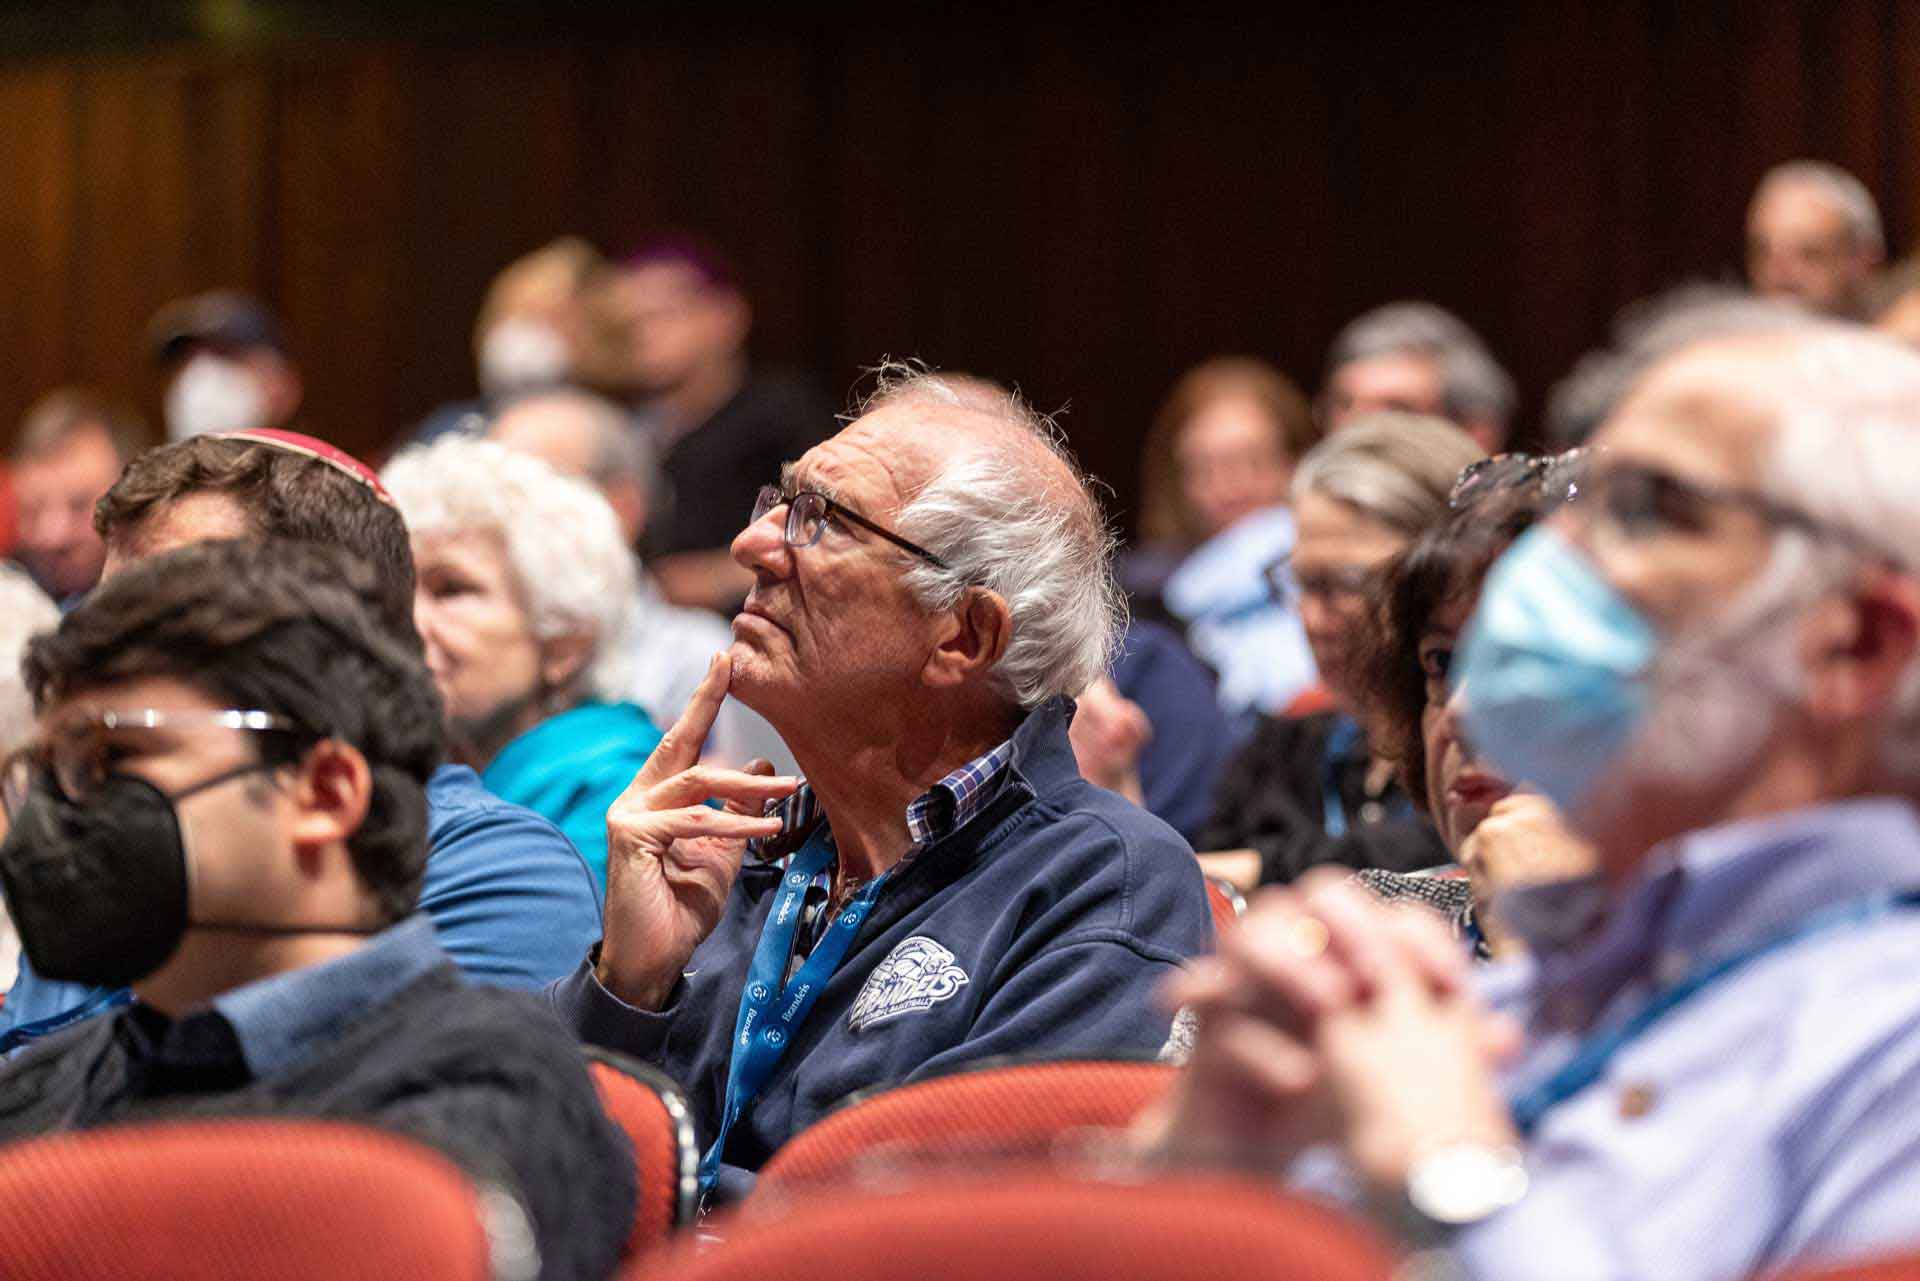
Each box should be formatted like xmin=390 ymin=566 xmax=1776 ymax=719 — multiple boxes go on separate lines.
xmin=0 ymin=1119 xmax=506 ymax=1281
xmin=585 ymin=1047 xmax=699 ymax=1257
xmin=1776 ymin=1256 xmax=1920 ymax=1280
xmin=638 ymin=1169 xmax=1396 ymax=1281
xmin=753 ymin=1056 xmax=1174 ymax=1200
xmin=1204 ymin=876 xmax=1246 ymax=940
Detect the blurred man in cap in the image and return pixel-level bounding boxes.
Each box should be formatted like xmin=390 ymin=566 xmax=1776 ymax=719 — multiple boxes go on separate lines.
xmin=149 ymin=290 xmax=303 ymax=442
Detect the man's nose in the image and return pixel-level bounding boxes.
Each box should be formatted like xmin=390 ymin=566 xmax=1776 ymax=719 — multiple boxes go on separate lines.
xmin=732 ymin=506 xmax=794 ymax=578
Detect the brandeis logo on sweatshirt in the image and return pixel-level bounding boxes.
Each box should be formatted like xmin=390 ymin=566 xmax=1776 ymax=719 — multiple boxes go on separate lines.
xmin=847 ymin=935 xmax=971 ymax=1031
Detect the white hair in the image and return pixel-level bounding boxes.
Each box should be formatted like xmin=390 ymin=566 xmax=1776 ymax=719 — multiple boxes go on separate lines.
xmin=1754 ymin=326 xmax=1920 ymax=791
xmin=1326 ymin=301 xmax=1516 ymax=429
xmin=0 ymin=566 xmax=59 ymax=749
xmin=1756 ymin=160 xmax=1885 ymax=258
xmin=381 ymin=435 xmax=636 ymax=701
xmin=861 ymin=363 xmax=1126 ymax=709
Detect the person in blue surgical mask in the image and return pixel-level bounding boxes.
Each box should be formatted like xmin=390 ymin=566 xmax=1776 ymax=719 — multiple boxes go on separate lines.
xmin=1139 ymin=321 xmax=1920 ymax=1281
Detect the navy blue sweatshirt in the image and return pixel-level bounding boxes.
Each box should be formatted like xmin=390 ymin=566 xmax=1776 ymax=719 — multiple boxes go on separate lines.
xmin=548 ymin=698 xmax=1212 ymax=1198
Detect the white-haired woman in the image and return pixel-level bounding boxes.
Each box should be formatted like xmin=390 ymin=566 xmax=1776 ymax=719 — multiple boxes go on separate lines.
xmin=382 ymin=435 xmax=662 ymax=888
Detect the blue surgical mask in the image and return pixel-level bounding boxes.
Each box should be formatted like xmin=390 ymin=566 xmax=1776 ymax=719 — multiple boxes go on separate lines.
xmin=1453 ymin=528 xmax=1659 ymax=817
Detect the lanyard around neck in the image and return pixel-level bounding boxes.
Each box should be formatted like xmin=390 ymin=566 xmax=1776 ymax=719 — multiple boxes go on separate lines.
xmin=1509 ymin=889 xmax=1920 ymax=1136
xmin=696 ymin=828 xmax=891 ymax=1200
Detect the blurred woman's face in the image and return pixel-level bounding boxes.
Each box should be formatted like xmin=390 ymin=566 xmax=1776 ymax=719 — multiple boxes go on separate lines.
xmin=1291 ymin=491 xmax=1409 ymax=705
xmin=1419 ymin=589 xmax=1514 ymax=853
xmin=412 ymin=530 xmax=546 ymax=765
xmin=1175 ymin=397 xmax=1291 ymax=539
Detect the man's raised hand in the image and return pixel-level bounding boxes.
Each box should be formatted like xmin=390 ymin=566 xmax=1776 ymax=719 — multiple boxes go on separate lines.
xmin=597 ymin=653 xmax=799 ymax=1009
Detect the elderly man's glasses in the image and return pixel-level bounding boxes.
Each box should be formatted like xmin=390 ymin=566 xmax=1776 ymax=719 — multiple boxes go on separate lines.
xmin=1575 ymin=459 xmax=1891 ymax=559
xmin=0 ymin=709 xmax=308 ymax=817
xmin=751 ymin=485 xmax=951 ymax=571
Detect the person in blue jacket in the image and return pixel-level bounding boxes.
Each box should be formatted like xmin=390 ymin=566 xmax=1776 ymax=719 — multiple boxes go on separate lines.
xmin=0 ymin=431 xmax=603 ymax=1054
xmin=382 ymin=434 xmax=663 ymax=889
xmin=549 ymin=364 xmax=1213 ymax=1206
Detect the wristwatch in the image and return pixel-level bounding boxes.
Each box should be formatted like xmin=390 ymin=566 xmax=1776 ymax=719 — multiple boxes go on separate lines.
xmin=1375 ymin=1140 xmax=1529 ymax=1261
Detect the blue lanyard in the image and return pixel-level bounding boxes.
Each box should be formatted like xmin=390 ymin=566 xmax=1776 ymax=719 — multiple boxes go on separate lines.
xmin=696 ymin=828 xmax=889 ymax=1197
xmin=1510 ymin=889 xmax=1920 ymax=1136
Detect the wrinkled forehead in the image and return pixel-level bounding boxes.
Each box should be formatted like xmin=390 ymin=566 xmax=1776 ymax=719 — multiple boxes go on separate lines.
xmin=1594 ymin=341 xmax=1786 ymax=487
xmin=791 ymin=402 xmax=980 ymax=513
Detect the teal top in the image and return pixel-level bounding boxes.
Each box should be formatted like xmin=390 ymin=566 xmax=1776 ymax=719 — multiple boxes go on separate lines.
xmin=482 ymin=700 xmax=664 ymax=890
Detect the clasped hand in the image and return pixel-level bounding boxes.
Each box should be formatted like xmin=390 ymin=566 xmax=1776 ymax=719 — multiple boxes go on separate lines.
xmin=1141 ymin=870 xmax=1522 ymax=1192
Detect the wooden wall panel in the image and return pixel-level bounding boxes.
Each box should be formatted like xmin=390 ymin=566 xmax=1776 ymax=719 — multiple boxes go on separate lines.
xmin=3 ymin=3 xmax=1920 ymax=527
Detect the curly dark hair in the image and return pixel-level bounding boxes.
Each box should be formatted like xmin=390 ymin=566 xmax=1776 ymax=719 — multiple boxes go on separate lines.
xmin=94 ymin=435 xmax=415 ymax=642
xmin=24 ymin=540 xmax=446 ymax=924
xmin=1357 ymin=484 xmax=1544 ymax=813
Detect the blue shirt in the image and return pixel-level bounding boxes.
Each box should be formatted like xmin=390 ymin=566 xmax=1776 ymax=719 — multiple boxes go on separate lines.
xmin=1109 ymin=620 xmax=1233 ymax=842
xmin=1354 ymin=798 xmax=1920 ymax=1280
xmin=0 ymin=763 xmax=602 ymax=1054
xmin=210 ymin=914 xmax=445 ymax=1077
xmin=482 ymin=701 xmax=664 ymax=890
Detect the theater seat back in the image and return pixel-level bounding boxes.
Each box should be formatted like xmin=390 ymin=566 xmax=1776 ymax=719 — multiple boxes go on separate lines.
xmin=644 ymin=1170 xmax=1395 ymax=1281
xmin=0 ymin=1119 xmax=500 ymax=1281
xmin=754 ymin=1056 xmax=1173 ymax=1199
xmin=585 ymin=1047 xmax=698 ymax=1256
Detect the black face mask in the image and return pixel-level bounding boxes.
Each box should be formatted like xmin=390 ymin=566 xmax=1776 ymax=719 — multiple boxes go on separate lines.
xmin=0 ymin=764 xmax=378 ymax=989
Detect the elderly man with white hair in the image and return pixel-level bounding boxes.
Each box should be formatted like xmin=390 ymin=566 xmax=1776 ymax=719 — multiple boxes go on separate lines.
xmin=1747 ymin=159 xmax=1886 ymax=319
xmin=1142 ymin=321 xmax=1920 ymax=1281
xmin=549 ymin=364 xmax=1212 ymax=1205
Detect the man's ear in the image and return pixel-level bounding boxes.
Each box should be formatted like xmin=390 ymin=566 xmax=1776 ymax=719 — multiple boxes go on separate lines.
xmin=540 ymin=631 xmax=596 ymax=694
xmin=288 ymin=740 xmax=373 ymax=869
xmin=1803 ymin=569 xmax=1920 ymax=722
xmin=923 ymin=587 xmax=1013 ymax=689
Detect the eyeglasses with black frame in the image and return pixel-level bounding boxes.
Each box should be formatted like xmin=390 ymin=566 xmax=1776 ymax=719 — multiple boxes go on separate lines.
xmin=751 ymin=485 xmax=951 ymax=572
xmin=0 ymin=708 xmax=312 ymax=819
xmin=1449 ymin=448 xmax=1594 ymax=512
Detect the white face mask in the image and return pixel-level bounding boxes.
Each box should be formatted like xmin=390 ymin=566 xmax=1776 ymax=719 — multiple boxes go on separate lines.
xmin=479 ymin=320 xmax=571 ymax=396
xmin=165 ymin=354 xmax=268 ymax=441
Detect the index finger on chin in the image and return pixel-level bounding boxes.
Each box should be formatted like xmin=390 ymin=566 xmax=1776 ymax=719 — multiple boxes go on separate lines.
xmin=631 ymin=652 xmax=734 ymax=792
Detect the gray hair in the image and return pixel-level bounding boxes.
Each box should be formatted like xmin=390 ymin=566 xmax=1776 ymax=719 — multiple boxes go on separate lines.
xmin=1290 ymin=412 xmax=1485 ymax=536
xmin=381 ymin=435 xmax=637 ymax=701
xmin=0 ymin=565 xmax=60 ymax=749
xmin=1755 ymin=160 xmax=1885 ymax=258
xmin=1544 ymin=285 xmax=1820 ymax=450
xmin=492 ymin=386 xmax=660 ymax=495
xmin=1326 ymin=301 xmax=1516 ymax=430
xmin=1743 ymin=326 xmax=1920 ymax=792
xmin=860 ymin=362 xmax=1126 ymax=709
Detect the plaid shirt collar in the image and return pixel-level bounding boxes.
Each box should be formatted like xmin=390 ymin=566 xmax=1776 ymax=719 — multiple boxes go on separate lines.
xmin=751 ymin=737 xmax=1017 ymax=860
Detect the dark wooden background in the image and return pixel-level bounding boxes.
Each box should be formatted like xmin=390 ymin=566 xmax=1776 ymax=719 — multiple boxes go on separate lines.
xmin=2 ymin=1 xmax=1916 ymax=530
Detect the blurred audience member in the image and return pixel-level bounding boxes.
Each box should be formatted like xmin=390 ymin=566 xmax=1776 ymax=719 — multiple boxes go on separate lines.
xmin=0 ymin=565 xmax=60 ymax=990
xmin=9 ymin=389 xmax=140 ymax=604
xmin=1195 ymin=414 xmax=1481 ymax=891
xmin=609 ymin=234 xmax=833 ymax=611
xmin=1746 ymin=159 xmax=1884 ymax=319
xmin=1124 ymin=357 xmax=1320 ymax=613
xmin=1320 ymin=301 xmax=1516 ymax=451
xmin=149 ymin=291 xmax=302 ymax=442
xmin=551 ymin=364 xmax=1209 ymax=1205
xmin=1108 ymin=619 xmax=1235 ymax=842
xmin=1356 ymin=455 xmax=1599 ymax=956
xmin=0 ymin=431 xmax=602 ymax=1058
xmin=383 ymin=435 xmax=662 ymax=888
xmin=0 ymin=540 xmax=633 ymax=1281
xmin=412 ymin=237 xmax=620 ymax=445
xmin=487 ymin=387 xmax=797 ymax=773
xmin=1133 ymin=360 xmax=1322 ymax=731
xmin=1143 ymin=321 xmax=1920 ymax=1281
xmin=1068 ymin=674 xmax=1153 ymax=807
